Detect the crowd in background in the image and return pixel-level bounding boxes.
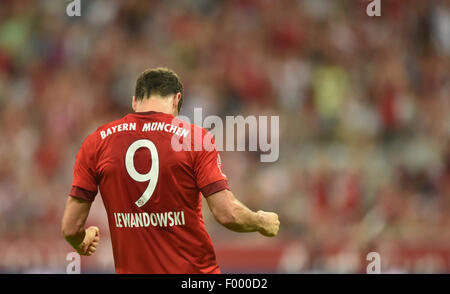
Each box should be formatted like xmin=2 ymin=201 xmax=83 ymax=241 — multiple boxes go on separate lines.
xmin=0 ymin=0 xmax=449 ymax=273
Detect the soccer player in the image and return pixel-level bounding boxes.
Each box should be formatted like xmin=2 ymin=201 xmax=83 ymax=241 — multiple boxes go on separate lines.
xmin=61 ymin=68 xmax=280 ymax=274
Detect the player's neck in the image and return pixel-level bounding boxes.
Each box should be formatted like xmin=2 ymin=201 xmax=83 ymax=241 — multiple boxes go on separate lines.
xmin=135 ymin=105 xmax=172 ymax=115
xmin=134 ymin=98 xmax=175 ymax=116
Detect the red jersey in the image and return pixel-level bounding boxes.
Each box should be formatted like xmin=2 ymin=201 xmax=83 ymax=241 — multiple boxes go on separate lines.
xmin=69 ymin=111 xmax=229 ymax=274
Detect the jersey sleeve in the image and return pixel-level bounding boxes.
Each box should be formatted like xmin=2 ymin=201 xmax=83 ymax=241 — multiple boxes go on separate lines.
xmin=69 ymin=134 xmax=98 ymax=201
xmin=194 ymin=129 xmax=229 ymax=197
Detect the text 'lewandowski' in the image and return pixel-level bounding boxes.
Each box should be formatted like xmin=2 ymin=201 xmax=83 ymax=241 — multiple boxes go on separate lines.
xmin=113 ymin=211 xmax=186 ymax=228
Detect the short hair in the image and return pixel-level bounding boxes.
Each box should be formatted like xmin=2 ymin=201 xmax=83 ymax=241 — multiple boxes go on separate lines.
xmin=134 ymin=67 xmax=183 ymax=101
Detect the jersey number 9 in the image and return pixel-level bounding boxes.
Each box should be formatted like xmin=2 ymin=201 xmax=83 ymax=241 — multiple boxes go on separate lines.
xmin=125 ymin=139 xmax=159 ymax=207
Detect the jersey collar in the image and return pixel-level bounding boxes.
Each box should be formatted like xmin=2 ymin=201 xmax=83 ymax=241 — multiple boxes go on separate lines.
xmin=132 ymin=111 xmax=163 ymax=116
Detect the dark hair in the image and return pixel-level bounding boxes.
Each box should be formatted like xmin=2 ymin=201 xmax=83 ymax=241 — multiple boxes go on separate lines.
xmin=134 ymin=67 xmax=184 ymax=111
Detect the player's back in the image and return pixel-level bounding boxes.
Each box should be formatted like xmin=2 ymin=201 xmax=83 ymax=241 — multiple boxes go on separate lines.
xmin=71 ymin=111 xmax=228 ymax=273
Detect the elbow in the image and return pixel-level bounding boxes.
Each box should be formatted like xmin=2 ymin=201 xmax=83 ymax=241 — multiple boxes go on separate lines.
xmin=61 ymin=227 xmax=78 ymax=240
xmin=61 ymin=221 xmax=84 ymax=240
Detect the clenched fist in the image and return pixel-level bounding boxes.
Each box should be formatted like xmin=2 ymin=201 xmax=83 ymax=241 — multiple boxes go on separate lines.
xmin=257 ymin=211 xmax=280 ymax=237
xmin=78 ymin=226 xmax=100 ymax=256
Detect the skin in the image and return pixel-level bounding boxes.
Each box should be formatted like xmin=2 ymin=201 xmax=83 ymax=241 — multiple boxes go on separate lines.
xmin=132 ymin=93 xmax=182 ymax=116
xmin=206 ymin=189 xmax=280 ymax=236
xmin=61 ymin=197 xmax=99 ymax=256
xmin=61 ymin=93 xmax=280 ymax=256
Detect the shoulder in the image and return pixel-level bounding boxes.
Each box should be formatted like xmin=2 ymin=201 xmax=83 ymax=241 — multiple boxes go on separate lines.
xmin=79 ymin=116 xmax=125 ymax=148
xmin=77 ymin=129 xmax=98 ymax=154
xmin=95 ymin=116 xmax=128 ymax=133
xmin=176 ymin=118 xmax=215 ymax=147
xmin=171 ymin=117 xmax=216 ymax=152
xmin=90 ymin=115 xmax=131 ymax=141
xmin=172 ymin=117 xmax=211 ymax=136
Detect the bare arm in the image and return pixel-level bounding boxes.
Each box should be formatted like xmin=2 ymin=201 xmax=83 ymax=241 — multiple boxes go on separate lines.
xmin=206 ymin=189 xmax=280 ymax=237
xmin=61 ymin=196 xmax=100 ymax=256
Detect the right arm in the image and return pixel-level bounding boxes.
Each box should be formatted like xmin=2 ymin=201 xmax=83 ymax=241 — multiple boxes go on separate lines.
xmin=206 ymin=189 xmax=280 ymax=237
xmin=196 ymin=130 xmax=279 ymax=236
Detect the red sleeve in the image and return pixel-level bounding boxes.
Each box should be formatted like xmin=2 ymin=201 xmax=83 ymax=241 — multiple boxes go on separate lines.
xmin=194 ymin=129 xmax=229 ymax=197
xmin=69 ymin=186 xmax=97 ymax=202
xmin=70 ymin=134 xmax=98 ymax=201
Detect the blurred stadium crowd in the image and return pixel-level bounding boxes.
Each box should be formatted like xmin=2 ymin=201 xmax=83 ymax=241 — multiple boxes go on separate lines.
xmin=0 ymin=0 xmax=449 ymax=273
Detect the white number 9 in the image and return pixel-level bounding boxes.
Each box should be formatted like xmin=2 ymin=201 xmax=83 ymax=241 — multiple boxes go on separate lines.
xmin=125 ymin=139 xmax=159 ymax=207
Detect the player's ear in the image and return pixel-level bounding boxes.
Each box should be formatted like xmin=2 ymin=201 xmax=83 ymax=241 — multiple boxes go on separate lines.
xmin=174 ymin=93 xmax=182 ymax=114
xmin=132 ymin=96 xmax=137 ymax=112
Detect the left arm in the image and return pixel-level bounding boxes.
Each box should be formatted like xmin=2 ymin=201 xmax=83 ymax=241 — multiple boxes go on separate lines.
xmin=61 ymin=196 xmax=99 ymax=256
